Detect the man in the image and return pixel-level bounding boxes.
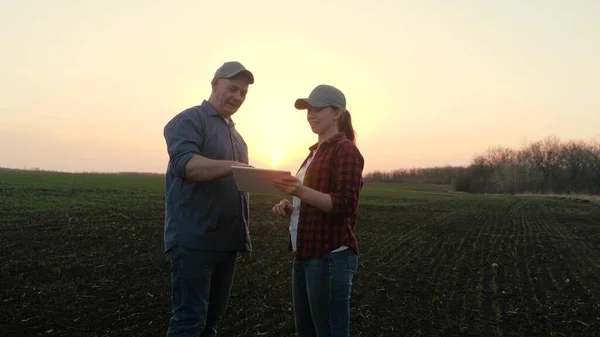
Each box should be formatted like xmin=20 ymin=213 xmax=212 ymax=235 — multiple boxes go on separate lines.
xmin=163 ymin=61 xmax=254 ymax=337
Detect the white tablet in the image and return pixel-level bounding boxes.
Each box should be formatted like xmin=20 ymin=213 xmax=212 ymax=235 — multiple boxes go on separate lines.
xmin=231 ymin=166 xmax=292 ymax=196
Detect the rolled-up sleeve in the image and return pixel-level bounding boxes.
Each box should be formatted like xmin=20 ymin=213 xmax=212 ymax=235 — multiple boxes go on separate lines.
xmin=330 ymin=142 xmax=364 ymax=217
xmin=164 ymin=114 xmax=204 ymax=180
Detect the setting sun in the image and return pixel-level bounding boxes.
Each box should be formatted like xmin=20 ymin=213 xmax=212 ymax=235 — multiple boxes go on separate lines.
xmin=267 ymin=149 xmax=284 ymax=167
xmin=1 ymin=0 xmax=599 ymax=176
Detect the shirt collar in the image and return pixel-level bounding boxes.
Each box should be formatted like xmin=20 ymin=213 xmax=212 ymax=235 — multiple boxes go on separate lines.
xmin=308 ymin=132 xmax=346 ymax=151
xmin=201 ymin=100 xmax=235 ymax=126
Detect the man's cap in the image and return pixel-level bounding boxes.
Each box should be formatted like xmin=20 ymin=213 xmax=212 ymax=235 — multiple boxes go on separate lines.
xmin=214 ymin=61 xmax=254 ymax=84
xmin=294 ymin=84 xmax=346 ymax=110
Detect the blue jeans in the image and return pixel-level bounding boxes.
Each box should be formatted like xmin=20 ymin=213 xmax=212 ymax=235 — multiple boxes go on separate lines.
xmin=166 ymin=245 xmax=238 ymax=337
xmin=292 ymin=249 xmax=359 ymax=337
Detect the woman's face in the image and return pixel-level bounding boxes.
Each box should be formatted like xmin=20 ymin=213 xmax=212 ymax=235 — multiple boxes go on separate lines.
xmin=306 ymin=105 xmax=342 ymax=135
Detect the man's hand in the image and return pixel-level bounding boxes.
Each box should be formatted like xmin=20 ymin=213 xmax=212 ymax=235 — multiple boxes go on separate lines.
xmin=231 ymin=162 xmax=253 ymax=168
xmin=272 ymin=199 xmax=294 ymax=217
xmin=185 ymin=156 xmax=252 ymax=182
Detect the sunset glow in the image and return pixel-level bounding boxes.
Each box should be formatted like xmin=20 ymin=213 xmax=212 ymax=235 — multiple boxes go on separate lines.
xmin=1 ymin=1 xmax=599 ymax=174
xmin=266 ymin=149 xmax=284 ymax=168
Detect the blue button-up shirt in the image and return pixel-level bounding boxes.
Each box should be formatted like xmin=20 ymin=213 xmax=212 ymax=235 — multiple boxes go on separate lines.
xmin=163 ymin=100 xmax=251 ymax=253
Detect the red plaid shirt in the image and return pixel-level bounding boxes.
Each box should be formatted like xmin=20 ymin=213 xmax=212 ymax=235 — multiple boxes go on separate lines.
xmin=289 ymin=132 xmax=365 ymax=259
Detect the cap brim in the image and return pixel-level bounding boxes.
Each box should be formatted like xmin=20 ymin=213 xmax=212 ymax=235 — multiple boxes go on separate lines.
xmin=225 ymin=70 xmax=254 ymax=84
xmin=294 ymin=98 xmax=329 ymax=110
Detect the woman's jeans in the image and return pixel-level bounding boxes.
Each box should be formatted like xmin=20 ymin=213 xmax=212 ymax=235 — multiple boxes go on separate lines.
xmin=292 ymin=249 xmax=359 ymax=337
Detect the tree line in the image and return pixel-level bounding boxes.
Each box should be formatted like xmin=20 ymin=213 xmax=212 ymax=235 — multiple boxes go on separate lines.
xmin=365 ymin=136 xmax=600 ymax=195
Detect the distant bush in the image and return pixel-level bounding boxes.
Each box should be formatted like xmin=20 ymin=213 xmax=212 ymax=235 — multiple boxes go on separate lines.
xmin=365 ymin=135 xmax=600 ymax=196
xmin=364 ymin=166 xmax=466 ymax=186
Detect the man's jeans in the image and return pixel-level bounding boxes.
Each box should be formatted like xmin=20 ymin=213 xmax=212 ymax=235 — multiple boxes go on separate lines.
xmin=292 ymin=249 xmax=359 ymax=337
xmin=165 ymin=245 xmax=238 ymax=337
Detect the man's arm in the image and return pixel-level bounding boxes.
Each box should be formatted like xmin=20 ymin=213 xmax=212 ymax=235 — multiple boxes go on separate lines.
xmin=184 ymin=155 xmax=242 ymax=182
xmin=164 ymin=113 xmax=245 ymax=182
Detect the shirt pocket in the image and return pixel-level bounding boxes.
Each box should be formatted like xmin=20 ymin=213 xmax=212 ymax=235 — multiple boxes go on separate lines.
xmin=231 ymin=130 xmax=249 ymax=163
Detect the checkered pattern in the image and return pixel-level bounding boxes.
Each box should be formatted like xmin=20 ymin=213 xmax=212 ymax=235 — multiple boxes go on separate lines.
xmin=290 ymin=132 xmax=365 ymax=258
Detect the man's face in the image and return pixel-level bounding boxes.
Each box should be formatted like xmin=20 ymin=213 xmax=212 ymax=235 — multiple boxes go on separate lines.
xmin=211 ymin=77 xmax=250 ymax=117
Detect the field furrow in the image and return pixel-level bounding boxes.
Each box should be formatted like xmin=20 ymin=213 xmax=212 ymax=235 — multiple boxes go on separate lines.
xmin=3 ymin=173 xmax=600 ymax=337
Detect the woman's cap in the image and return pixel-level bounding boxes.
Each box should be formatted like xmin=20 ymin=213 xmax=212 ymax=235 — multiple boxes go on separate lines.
xmin=295 ymin=84 xmax=346 ymax=110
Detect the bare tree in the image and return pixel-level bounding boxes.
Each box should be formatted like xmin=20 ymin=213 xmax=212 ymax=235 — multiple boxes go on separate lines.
xmin=366 ymin=135 xmax=600 ymax=196
xmin=560 ymin=141 xmax=590 ymax=192
xmin=523 ymin=136 xmax=562 ymax=192
xmin=588 ymin=139 xmax=600 ymax=194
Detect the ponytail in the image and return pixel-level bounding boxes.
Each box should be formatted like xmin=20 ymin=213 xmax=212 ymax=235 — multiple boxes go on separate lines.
xmin=338 ymin=109 xmax=356 ymax=144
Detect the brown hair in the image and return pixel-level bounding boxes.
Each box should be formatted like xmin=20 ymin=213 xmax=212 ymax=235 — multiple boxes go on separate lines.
xmin=338 ymin=109 xmax=356 ymax=144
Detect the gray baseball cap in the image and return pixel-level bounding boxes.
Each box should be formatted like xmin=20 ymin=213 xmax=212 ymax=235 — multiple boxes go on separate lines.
xmin=214 ymin=61 xmax=254 ymax=84
xmin=294 ymin=84 xmax=346 ymax=110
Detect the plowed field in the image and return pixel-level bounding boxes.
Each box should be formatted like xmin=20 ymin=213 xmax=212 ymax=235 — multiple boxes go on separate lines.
xmin=1 ymin=171 xmax=599 ymax=336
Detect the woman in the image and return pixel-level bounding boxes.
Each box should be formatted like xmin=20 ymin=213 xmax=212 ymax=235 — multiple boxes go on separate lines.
xmin=271 ymin=84 xmax=365 ymax=337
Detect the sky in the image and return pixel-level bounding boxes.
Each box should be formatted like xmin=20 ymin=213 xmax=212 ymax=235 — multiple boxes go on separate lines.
xmin=1 ymin=0 xmax=599 ymax=175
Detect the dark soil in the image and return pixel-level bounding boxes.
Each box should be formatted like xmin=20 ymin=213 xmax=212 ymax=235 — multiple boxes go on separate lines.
xmin=2 ymin=181 xmax=600 ymax=337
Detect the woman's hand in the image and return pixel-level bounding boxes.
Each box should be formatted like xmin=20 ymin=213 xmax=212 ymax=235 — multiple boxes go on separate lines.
xmin=272 ymin=175 xmax=305 ymax=196
xmin=272 ymin=199 xmax=294 ymax=217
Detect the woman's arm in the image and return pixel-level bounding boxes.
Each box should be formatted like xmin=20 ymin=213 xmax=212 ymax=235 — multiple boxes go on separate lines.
xmin=328 ymin=142 xmax=365 ymax=217
xmin=272 ymin=141 xmax=364 ymax=214
xmin=295 ymin=185 xmax=333 ymax=213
